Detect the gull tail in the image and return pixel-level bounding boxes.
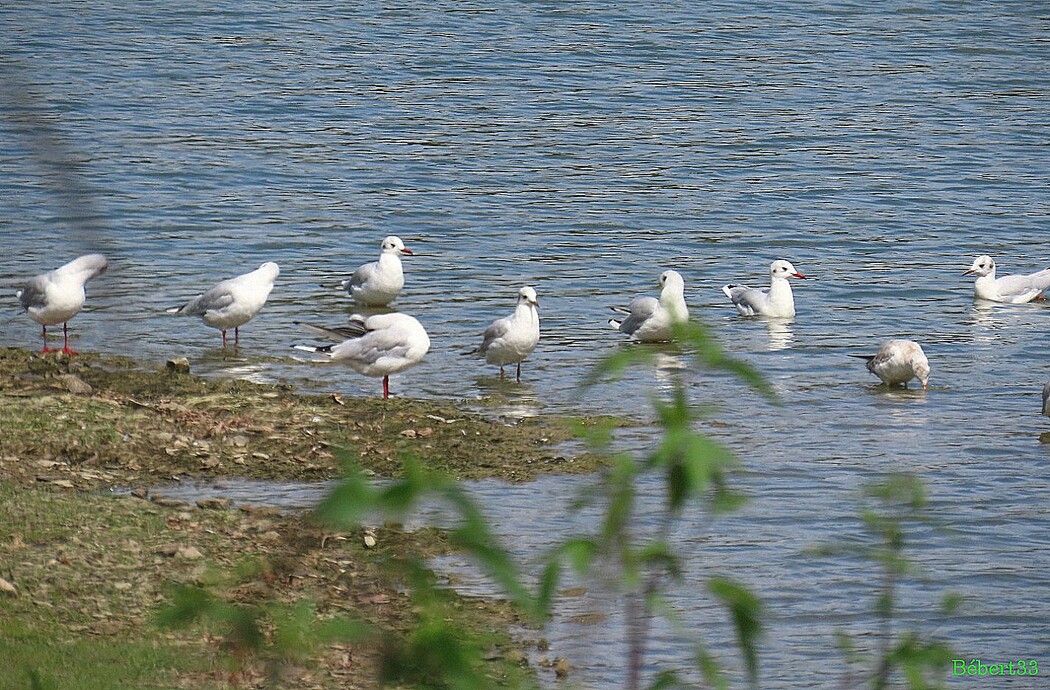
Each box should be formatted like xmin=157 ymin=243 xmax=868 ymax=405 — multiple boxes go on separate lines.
xmin=609 ymin=318 xmax=623 ymax=331
xmin=294 ymin=320 xmax=367 ymax=342
xmin=293 ymin=343 xmax=335 ymax=354
xmin=721 ymin=284 xmax=741 ymax=299
xmin=164 ymin=305 xmax=185 ymax=314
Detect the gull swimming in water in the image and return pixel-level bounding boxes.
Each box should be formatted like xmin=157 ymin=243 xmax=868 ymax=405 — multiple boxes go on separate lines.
xmin=722 ymin=260 xmax=807 ymax=319
xmin=609 ymin=270 xmax=688 ymax=343
xmin=296 ymin=313 xmax=430 ymax=399
xmin=963 ymin=255 xmax=1050 ymax=304
xmin=166 ymin=262 xmax=279 ymax=348
xmin=850 ymin=340 xmax=930 ymax=390
xmin=478 ymin=286 xmax=540 ymax=381
xmin=16 ymin=253 xmax=109 ymax=355
xmin=339 ymin=236 xmax=413 ymax=307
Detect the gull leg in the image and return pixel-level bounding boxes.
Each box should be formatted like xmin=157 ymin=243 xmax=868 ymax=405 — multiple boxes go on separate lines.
xmin=234 ymin=327 xmax=240 ymax=348
xmin=221 ymin=329 xmax=228 ymax=349
xmin=499 ymin=366 xmax=505 ymax=380
xmin=516 ymin=361 xmax=522 ymax=382
xmin=61 ymin=322 xmax=78 ymax=355
xmin=40 ymin=324 xmax=58 ymax=354
xmin=383 ymin=375 xmax=390 ymax=399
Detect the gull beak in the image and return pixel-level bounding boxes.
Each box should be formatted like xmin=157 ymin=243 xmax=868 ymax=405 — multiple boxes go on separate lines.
xmin=531 ymin=298 xmax=540 ymax=306
xmin=792 ymin=272 xmax=807 ymax=279
xmin=962 ymin=268 xmax=974 ymax=275
xmin=400 ymin=247 xmax=414 ymax=256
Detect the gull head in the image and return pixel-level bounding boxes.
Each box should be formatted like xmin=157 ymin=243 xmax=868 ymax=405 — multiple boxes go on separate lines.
xmin=658 ymin=270 xmax=685 ymax=291
xmin=771 ymin=260 xmax=805 ymax=280
xmin=914 ymin=358 xmax=931 ymax=391
xmin=518 ymin=286 xmax=539 ymax=307
xmin=259 ymin=262 xmax=280 ymax=279
xmin=964 ymin=255 xmax=995 ymax=277
xmin=382 ymin=236 xmax=413 ymax=256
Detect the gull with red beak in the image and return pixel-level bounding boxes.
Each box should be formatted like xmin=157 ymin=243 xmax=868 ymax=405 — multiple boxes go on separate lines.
xmin=722 ymin=260 xmax=807 ymax=318
xmin=963 ymin=255 xmax=1050 ymax=304
xmin=340 ymin=236 xmax=413 ymax=307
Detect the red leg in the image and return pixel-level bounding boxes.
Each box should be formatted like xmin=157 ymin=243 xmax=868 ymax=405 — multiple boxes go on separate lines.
xmin=499 ymin=366 xmax=505 ymax=380
xmin=234 ymin=326 xmax=240 ymax=348
xmin=516 ymin=361 xmax=522 ymax=382
xmin=39 ymin=324 xmax=58 ymax=354
xmin=61 ymin=322 xmax=78 ymax=355
xmin=221 ymin=329 xmax=228 ymax=348
xmin=382 ymin=375 xmax=390 ymax=399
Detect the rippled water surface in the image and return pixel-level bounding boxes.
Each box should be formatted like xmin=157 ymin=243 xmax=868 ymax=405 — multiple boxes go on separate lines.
xmin=4 ymin=2 xmax=1050 ymax=687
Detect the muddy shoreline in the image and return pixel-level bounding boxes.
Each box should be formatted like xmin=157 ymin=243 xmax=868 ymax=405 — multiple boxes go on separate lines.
xmin=0 ymin=347 xmax=611 ymax=688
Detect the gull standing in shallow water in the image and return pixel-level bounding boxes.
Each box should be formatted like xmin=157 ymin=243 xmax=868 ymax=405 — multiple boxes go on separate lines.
xmin=722 ymin=260 xmax=806 ymax=318
xmin=17 ymin=253 xmax=109 ymax=354
xmin=296 ymin=313 xmax=430 ymax=399
xmin=963 ymin=255 xmax=1050 ymax=304
xmin=339 ymin=236 xmax=413 ymax=307
xmin=609 ymin=270 xmax=688 ymax=343
xmin=851 ymin=340 xmax=930 ymax=390
xmin=478 ymin=286 xmax=540 ymax=381
xmin=1042 ymin=382 xmax=1050 ymax=417
xmin=166 ymin=262 xmax=279 ymax=349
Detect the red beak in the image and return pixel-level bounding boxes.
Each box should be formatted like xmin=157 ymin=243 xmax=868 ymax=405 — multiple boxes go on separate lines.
xmin=793 ymin=272 xmax=806 ymax=279
xmin=962 ymin=269 xmax=974 ymax=275
xmin=400 ymin=247 xmax=414 ymax=256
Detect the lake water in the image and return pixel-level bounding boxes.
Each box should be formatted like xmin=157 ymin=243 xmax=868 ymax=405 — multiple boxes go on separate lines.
xmin=3 ymin=2 xmax=1049 ymax=687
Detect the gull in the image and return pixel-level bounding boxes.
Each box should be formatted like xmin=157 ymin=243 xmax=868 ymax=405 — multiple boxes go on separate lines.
xmin=339 ymin=236 xmax=413 ymax=307
xmin=963 ymin=255 xmax=1050 ymax=304
xmin=296 ymin=313 xmax=430 ymax=398
xmin=850 ymin=340 xmax=930 ymax=390
xmin=478 ymin=286 xmax=540 ymax=381
xmin=722 ymin=260 xmax=806 ymax=318
xmin=166 ymin=262 xmax=279 ymax=348
xmin=16 ymin=253 xmax=109 ymax=355
xmin=609 ymin=270 xmax=688 ymax=343
xmin=1042 ymin=381 xmax=1050 ymax=417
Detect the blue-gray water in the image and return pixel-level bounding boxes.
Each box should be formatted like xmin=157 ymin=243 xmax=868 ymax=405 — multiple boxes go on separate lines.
xmin=3 ymin=2 xmax=1049 ymax=687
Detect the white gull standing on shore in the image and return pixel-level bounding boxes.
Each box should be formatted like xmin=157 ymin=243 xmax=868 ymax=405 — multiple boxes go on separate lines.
xmin=296 ymin=312 xmax=430 ymax=399
xmin=166 ymin=262 xmax=279 ymax=349
xmin=16 ymin=253 xmax=109 ymax=354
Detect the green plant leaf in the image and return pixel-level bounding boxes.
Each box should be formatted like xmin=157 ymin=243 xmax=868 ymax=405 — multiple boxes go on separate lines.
xmin=708 ymin=577 xmax=763 ymax=688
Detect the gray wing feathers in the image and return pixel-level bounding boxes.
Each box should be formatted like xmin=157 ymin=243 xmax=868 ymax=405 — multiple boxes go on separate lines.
xmin=177 ymin=282 xmax=235 ymax=315
xmin=479 ymin=318 xmax=511 ymax=355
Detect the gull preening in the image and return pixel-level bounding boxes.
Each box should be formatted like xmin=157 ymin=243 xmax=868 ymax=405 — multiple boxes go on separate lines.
xmin=609 ymin=270 xmax=688 ymax=343
xmin=722 ymin=260 xmax=806 ymax=318
xmin=166 ymin=262 xmax=279 ymax=348
xmin=478 ymin=286 xmax=540 ymax=381
xmin=339 ymin=236 xmax=413 ymax=307
xmin=296 ymin=313 xmax=430 ymax=399
xmin=850 ymin=339 xmax=930 ymax=390
xmin=964 ymin=255 xmax=1050 ymax=304
xmin=16 ymin=253 xmax=109 ymax=355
